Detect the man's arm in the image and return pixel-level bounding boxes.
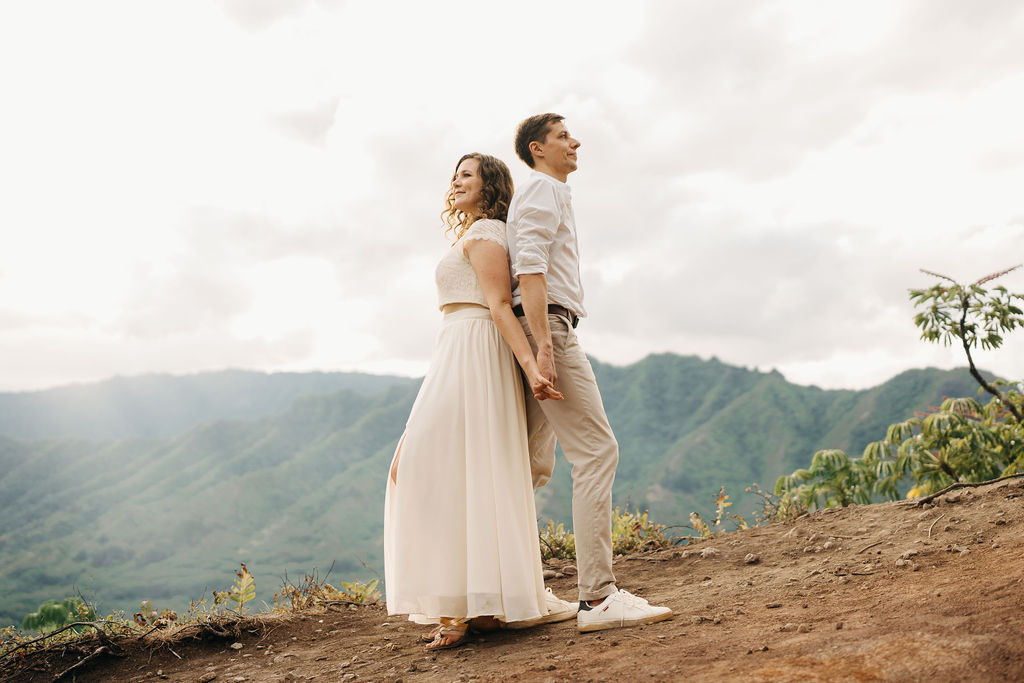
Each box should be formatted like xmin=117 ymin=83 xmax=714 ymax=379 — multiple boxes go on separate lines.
xmin=510 ymin=181 xmax=560 ymax=385
xmin=519 ymin=272 xmax=556 ymax=386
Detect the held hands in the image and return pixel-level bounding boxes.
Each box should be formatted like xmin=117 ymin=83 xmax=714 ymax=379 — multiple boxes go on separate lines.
xmin=531 ymin=374 xmax=563 ymax=401
xmin=527 ymin=351 xmax=562 ymax=401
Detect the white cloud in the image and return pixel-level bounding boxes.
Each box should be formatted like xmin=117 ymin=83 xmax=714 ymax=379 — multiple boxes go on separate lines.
xmin=1 ymin=0 xmax=1023 ymax=392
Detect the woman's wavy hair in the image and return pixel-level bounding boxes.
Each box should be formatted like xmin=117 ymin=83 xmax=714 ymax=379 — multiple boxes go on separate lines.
xmin=442 ymin=153 xmax=514 ymax=242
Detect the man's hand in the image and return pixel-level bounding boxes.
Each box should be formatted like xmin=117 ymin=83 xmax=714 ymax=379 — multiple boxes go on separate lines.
xmin=525 ymin=356 xmax=562 ymax=401
xmin=536 ymin=346 xmax=557 ymax=388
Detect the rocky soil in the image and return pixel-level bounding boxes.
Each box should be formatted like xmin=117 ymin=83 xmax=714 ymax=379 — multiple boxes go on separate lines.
xmin=4 ymin=478 xmax=1023 ymax=682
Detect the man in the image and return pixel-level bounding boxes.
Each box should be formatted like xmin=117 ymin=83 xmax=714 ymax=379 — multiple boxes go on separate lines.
xmin=507 ymin=113 xmax=673 ymax=631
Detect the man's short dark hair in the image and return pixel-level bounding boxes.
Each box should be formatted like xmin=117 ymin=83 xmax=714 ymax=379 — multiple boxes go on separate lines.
xmin=514 ymin=113 xmax=565 ymax=168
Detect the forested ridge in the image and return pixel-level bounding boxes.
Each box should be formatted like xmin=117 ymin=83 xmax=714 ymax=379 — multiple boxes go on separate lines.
xmin=0 ymin=359 xmax=985 ymax=627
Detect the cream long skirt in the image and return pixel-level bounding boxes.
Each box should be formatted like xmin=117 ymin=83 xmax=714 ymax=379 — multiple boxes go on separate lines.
xmin=384 ymin=307 xmax=547 ymax=623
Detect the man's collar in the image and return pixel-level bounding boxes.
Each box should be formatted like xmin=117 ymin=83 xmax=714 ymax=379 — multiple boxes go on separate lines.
xmin=531 ymin=170 xmax=570 ymax=189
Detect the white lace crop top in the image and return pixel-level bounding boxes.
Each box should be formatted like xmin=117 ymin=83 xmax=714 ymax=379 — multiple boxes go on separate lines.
xmin=435 ymin=218 xmax=508 ymax=310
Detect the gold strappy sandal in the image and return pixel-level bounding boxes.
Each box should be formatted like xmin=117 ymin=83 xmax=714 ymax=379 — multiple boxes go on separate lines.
xmin=425 ymin=618 xmax=470 ymax=651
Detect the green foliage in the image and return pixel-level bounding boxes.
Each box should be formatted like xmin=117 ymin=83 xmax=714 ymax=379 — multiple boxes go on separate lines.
xmin=214 ymin=563 xmax=256 ymax=615
xmin=911 ymin=264 xmax=1024 ymax=425
xmin=133 ymin=600 xmax=178 ymax=629
xmin=688 ymin=487 xmax=751 ymax=538
xmin=774 ymin=448 xmax=875 ymax=510
xmin=274 ymin=566 xmax=381 ymax=611
xmin=0 ymin=563 xmax=381 ymax=665
xmin=912 ymin=265 xmax=1024 ymax=352
xmin=610 ymin=507 xmax=673 ymax=554
xmin=21 ymin=597 xmax=95 ymax=633
xmin=777 ymin=267 xmax=1024 ymax=510
xmin=539 ymin=506 xmax=674 ymax=561
xmin=538 ymin=520 xmax=577 ymax=561
xmin=337 ymin=579 xmax=381 ymax=604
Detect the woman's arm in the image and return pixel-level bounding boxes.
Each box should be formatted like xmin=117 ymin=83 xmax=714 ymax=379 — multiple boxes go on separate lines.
xmin=464 ymin=238 xmax=562 ymax=401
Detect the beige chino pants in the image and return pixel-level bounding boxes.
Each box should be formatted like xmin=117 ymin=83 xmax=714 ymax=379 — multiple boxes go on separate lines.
xmin=520 ymin=314 xmax=619 ymax=602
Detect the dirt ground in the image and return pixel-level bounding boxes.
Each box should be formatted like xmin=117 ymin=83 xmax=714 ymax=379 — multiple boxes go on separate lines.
xmin=4 ymin=478 xmax=1024 ymax=682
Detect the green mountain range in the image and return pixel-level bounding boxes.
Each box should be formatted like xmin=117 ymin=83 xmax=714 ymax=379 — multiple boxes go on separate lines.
xmin=0 ymin=358 xmax=985 ymax=628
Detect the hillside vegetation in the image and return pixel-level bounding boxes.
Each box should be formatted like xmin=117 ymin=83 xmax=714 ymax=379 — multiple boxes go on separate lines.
xmin=6 ymin=477 xmax=1023 ymax=682
xmin=0 ymin=370 xmax=418 ymax=439
xmin=0 ymin=360 xmax=985 ymax=628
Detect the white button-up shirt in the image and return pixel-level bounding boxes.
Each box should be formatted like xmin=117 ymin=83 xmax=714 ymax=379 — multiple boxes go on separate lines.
xmin=506 ymin=171 xmax=587 ymax=318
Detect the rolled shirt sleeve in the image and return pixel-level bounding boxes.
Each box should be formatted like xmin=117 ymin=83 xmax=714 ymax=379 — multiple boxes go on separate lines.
xmin=512 ymin=181 xmax=559 ymax=276
xmin=507 ymin=172 xmax=587 ymax=318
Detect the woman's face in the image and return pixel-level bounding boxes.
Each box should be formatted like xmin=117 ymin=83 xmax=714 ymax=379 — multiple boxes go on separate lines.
xmin=452 ymin=157 xmax=484 ymax=215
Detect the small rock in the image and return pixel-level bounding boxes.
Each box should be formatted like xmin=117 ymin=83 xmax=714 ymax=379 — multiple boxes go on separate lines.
xmin=943 ymin=491 xmax=963 ymax=504
xmin=744 ymin=553 xmax=760 ymax=565
xmin=229 ymin=643 xmax=244 ymax=650
xmin=899 ymin=549 xmax=919 ymax=559
xmin=797 ymin=624 xmax=811 ymax=633
xmin=995 ymin=519 xmax=1007 ymax=526
xmin=780 ymin=623 xmax=798 ymax=632
xmin=836 ymin=622 xmax=844 ymax=630
xmin=542 ymin=569 xmax=557 ymax=579
xmin=700 ymin=547 xmax=719 ymax=558
xmin=198 ymin=674 xmax=217 ymax=683
xmin=766 ymin=602 xmax=782 ymax=609
xmin=822 ymin=540 xmax=835 ymax=550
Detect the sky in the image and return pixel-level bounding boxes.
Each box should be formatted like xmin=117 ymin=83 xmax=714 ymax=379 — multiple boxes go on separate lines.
xmin=1 ymin=0 xmax=1023 ymax=393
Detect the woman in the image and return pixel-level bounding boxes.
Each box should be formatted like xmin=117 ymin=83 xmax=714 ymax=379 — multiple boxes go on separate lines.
xmin=384 ymin=153 xmax=565 ymax=650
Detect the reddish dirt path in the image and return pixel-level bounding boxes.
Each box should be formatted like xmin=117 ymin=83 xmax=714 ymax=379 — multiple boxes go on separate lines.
xmin=5 ymin=478 xmax=1023 ymax=682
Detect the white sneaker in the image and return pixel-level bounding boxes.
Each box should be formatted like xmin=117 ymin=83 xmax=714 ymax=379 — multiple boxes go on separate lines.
xmin=503 ymin=588 xmax=579 ymax=630
xmin=576 ymin=589 xmax=673 ymax=632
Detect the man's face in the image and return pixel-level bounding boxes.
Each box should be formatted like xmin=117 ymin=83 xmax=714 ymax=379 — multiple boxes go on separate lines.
xmin=536 ymin=121 xmax=581 ymax=176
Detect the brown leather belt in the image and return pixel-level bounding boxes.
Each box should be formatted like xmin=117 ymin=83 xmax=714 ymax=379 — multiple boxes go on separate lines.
xmin=512 ymin=303 xmax=579 ymax=328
